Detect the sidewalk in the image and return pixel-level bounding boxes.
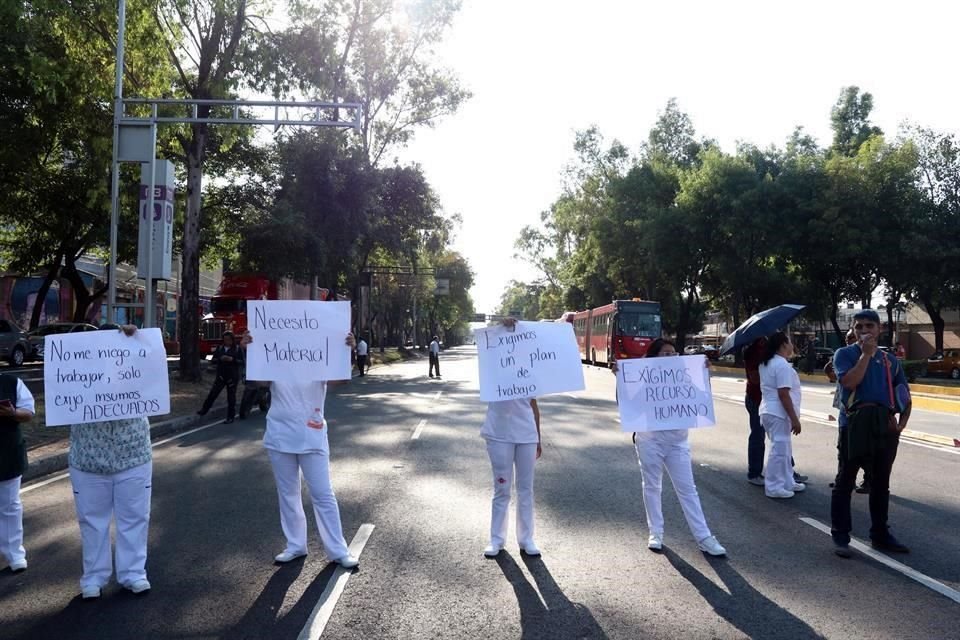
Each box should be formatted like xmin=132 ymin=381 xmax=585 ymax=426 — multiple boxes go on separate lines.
xmin=21 ymin=348 xmax=412 ymax=483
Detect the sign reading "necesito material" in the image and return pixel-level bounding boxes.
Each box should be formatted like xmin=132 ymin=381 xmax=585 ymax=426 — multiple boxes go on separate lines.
xmin=616 ymin=355 xmax=716 ymax=431
xmin=246 ymin=300 xmax=352 ymax=382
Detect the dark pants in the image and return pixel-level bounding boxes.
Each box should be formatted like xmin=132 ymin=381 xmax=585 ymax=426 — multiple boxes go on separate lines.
xmin=201 ymin=375 xmax=238 ymax=419
xmin=745 ymin=394 xmax=765 ymax=478
xmin=429 ymin=353 xmax=440 ymax=377
xmin=357 ymin=355 xmax=367 ymax=375
xmin=830 ymin=427 xmax=901 ymax=544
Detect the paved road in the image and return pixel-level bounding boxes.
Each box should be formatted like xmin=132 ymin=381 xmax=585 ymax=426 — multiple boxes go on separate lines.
xmin=1 ymin=347 xmax=957 ymax=639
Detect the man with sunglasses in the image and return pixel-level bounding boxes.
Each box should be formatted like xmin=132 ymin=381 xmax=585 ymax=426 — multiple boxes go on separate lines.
xmin=831 ymin=309 xmax=912 ymax=557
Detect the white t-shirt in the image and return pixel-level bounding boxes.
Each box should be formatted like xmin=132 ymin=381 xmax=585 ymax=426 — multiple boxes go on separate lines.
xmin=356 ymin=340 xmax=368 ymax=356
xmin=429 ymin=340 xmax=439 ymax=354
xmin=759 ymin=354 xmax=801 ymax=419
xmin=481 ymin=399 xmax=538 ymax=444
xmin=263 ymin=380 xmax=330 ymax=454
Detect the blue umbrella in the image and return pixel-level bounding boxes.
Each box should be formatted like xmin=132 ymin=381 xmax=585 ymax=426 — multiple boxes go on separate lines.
xmin=719 ymin=304 xmax=806 ymax=356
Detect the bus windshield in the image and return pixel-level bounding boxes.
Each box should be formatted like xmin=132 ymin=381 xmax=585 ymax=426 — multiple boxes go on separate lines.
xmin=617 ymin=311 xmax=661 ymax=337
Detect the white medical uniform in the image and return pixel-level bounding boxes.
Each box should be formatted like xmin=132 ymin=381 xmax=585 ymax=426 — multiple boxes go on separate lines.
xmin=0 ymin=378 xmax=34 ymax=568
xmin=264 ymin=380 xmax=350 ymax=561
xmin=634 ymin=429 xmax=712 ymax=542
xmin=759 ymin=354 xmax=802 ymax=493
xmin=481 ymin=399 xmax=539 ymax=549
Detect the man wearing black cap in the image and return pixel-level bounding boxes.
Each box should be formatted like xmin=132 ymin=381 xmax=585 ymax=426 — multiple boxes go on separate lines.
xmin=831 ymin=309 xmax=912 ymax=557
xmin=197 ymin=331 xmax=243 ymax=423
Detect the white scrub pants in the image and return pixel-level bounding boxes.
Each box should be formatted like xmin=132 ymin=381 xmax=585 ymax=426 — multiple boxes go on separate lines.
xmin=485 ymin=440 xmax=537 ymax=548
xmin=634 ymin=436 xmax=711 ymax=541
xmin=761 ymin=414 xmax=794 ymax=493
xmin=0 ymin=476 xmax=25 ymax=566
xmin=69 ymin=461 xmax=152 ymax=590
xmin=267 ymin=450 xmax=350 ymax=561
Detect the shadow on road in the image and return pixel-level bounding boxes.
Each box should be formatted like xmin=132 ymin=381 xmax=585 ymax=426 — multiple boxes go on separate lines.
xmin=495 ymin=551 xmax=607 ymax=640
xmin=663 ymin=548 xmax=825 ymax=640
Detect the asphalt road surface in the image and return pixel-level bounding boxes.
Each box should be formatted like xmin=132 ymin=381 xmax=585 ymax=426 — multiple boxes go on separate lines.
xmin=1 ymin=347 xmax=957 ymax=639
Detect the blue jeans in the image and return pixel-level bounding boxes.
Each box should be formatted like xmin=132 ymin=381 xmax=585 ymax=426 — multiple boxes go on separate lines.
xmin=745 ymin=395 xmax=765 ymax=478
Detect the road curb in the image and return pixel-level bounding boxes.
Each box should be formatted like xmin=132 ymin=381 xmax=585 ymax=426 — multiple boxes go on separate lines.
xmin=900 ymin=429 xmax=960 ymax=448
xmin=910 ymin=395 xmax=960 ymax=415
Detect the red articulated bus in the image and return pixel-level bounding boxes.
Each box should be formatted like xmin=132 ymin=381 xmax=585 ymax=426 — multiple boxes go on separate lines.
xmin=561 ymin=299 xmax=662 ymax=366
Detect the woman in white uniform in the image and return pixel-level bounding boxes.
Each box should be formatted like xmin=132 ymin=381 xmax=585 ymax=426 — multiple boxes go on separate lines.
xmin=244 ymin=332 xmax=359 ymax=568
xmin=758 ymin=332 xmax=806 ymax=499
xmin=481 ymin=395 xmax=542 ymax=558
xmin=0 ymin=372 xmax=35 ymax=574
xmin=614 ymin=338 xmax=726 ymax=556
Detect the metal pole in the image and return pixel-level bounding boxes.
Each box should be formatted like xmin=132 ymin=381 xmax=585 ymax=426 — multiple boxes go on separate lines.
xmin=144 ymin=112 xmax=158 ymax=328
xmin=107 ymin=0 xmax=126 ymax=323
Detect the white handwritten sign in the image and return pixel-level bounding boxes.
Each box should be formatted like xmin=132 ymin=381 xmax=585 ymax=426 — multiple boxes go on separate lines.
xmin=616 ymin=355 xmax=715 ymax=432
xmin=475 ymin=321 xmax=585 ymax=402
xmin=246 ymin=300 xmax=351 ymax=382
xmin=44 ymin=328 xmax=170 ymax=426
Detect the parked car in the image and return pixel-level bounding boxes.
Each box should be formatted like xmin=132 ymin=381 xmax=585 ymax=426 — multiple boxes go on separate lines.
xmin=814 ymin=347 xmax=835 ymax=368
xmin=26 ymin=322 xmax=99 ymax=360
xmin=683 ymin=345 xmax=703 ymax=355
xmin=0 ymin=319 xmax=32 ymax=366
xmin=924 ymin=350 xmax=960 ymax=380
xmin=702 ymin=345 xmax=720 ymax=361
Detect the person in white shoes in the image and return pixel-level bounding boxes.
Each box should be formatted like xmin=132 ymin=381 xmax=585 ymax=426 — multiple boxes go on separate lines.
xmin=243 ymin=332 xmax=360 ymax=569
xmin=758 ymin=332 xmax=806 ymax=499
xmin=482 ymin=319 xmax=542 ymax=558
xmin=613 ymin=339 xmax=726 ymax=557
xmin=0 ymin=372 xmax=35 ymax=574
xmin=67 ymin=324 xmax=152 ymax=599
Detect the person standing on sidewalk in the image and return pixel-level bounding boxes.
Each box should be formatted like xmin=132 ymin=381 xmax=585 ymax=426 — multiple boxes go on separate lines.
xmin=428 ymin=336 xmax=441 ymax=378
xmin=197 ymin=331 xmax=243 ymax=423
xmin=831 ymin=309 xmax=912 ymax=557
xmin=0 ymin=372 xmax=35 ymax=573
xmin=759 ymin=332 xmax=807 ymax=499
xmin=355 ymin=337 xmax=368 ymax=376
xmin=68 ymin=324 xmax=152 ymax=599
xmin=243 ymin=332 xmax=360 ymax=569
xmin=614 ymin=339 xmax=726 ymax=556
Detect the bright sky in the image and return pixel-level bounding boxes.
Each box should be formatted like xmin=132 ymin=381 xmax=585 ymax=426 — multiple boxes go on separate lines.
xmin=400 ymin=0 xmax=960 ymax=314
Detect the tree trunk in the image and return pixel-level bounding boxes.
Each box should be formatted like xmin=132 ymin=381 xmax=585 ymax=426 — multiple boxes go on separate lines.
xmin=885 ymin=297 xmax=896 ymax=347
xmin=29 ymin=261 xmax=61 ymax=329
xmin=178 ymin=126 xmax=207 ymax=382
xmin=829 ymin=289 xmax=843 ymax=341
xmin=919 ymin=293 xmax=945 ymax=354
xmin=62 ymin=259 xmax=107 ymax=323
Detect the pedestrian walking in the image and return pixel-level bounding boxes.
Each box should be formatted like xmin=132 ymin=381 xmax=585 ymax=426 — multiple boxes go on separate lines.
xmin=481 ymin=320 xmax=542 ymax=558
xmin=758 ymin=332 xmax=807 ymax=499
xmin=68 ymin=324 xmax=152 ymax=599
xmin=831 ymin=309 xmax=912 ymax=557
xmin=0 ymin=372 xmax=35 ymax=573
xmin=355 ymin=337 xmax=368 ymax=376
xmin=242 ymin=332 xmax=360 ymax=569
xmin=428 ymin=336 xmax=441 ymax=378
xmin=613 ymin=339 xmax=726 ymax=556
xmin=197 ymin=331 xmax=243 ymax=423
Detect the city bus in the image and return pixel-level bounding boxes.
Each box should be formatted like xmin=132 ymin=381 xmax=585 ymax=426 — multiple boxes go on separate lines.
xmin=562 ymin=299 xmax=662 ymax=366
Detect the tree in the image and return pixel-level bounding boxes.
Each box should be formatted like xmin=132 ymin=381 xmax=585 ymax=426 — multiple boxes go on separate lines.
xmin=830 ymin=86 xmax=883 ymax=157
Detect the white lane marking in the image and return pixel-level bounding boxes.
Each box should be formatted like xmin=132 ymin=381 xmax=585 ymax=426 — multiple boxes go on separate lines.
xmin=411 ymin=419 xmax=427 ymax=440
xmin=799 ymin=517 xmax=960 ymax=604
xmin=21 ymin=418 xmax=228 ymax=495
xmin=434 ymin=391 xmax=442 ymax=401
xmin=297 ymin=523 xmax=375 ymax=640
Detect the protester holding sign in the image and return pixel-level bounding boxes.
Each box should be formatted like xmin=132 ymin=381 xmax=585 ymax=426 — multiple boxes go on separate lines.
xmin=67 ymin=325 xmax=153 ymax=599
xmin=481 ymin=319 xmax=543 ymax=558
xmin=758 ymin=332 xmax=806 ymax=499
xmin=0 ymin=372 xmax=35 ymax=573
xmin=613 ymin=339 xmax=726 ymax=557
xmin=242 ymin=329 xmax=360 ymax=570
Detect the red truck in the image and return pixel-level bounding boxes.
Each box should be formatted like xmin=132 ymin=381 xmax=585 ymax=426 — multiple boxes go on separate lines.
xmin=199 ymin=274 xmax=324 ymax=354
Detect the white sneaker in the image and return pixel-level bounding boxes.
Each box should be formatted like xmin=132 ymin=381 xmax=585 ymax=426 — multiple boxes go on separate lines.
xmin=648 ymin=533 xmax=663 ymax=550
xmin=747 ymin=476 xmax=765 ymax=486
xmin=792 ymin=482 xmax=807 ymax=492
xmin=125 ymin=579 xmax=151 ymax=594
xmin=765 ymin=489 xmax=795 ymax=499
xmin=520 ymin=542 xmax=541 ymax=557
xmin=274 ymin=550 xmax=307 ymax=563
xmin=335 ymin=554 xmax=359 ymax=569
xmin=8 ymin=559 xmax=26 ymax=573
xmin=81 ymin=586 xmax=102 ymax=600
xmin=698 ymin=536 xmax=727 ymax=557
xmin=483 ymin=544 xmax=502 ymax=558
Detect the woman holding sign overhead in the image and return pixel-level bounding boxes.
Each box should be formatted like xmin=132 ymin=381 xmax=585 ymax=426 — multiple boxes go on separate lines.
xmin=613 ymin=339 xmax=726 ymax=556
xmin=68 ymin=324 xmax=153 ymax=599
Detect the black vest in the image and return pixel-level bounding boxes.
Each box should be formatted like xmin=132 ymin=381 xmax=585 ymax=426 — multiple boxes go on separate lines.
xmin=0 ymin=374 xmax=27 ymax=481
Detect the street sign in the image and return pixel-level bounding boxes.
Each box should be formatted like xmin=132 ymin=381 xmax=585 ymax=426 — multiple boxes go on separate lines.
xmin=137 ymin=160 xmax=175 ymax=281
